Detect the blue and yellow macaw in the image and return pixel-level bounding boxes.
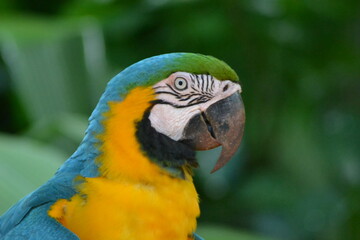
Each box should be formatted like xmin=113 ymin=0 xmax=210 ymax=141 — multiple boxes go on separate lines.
xmin=0 ymin=53 xmax=245 ymax=240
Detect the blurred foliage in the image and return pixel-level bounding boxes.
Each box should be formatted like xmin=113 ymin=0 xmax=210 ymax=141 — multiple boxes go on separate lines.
xmin=0 ymin=0 xmax=359 ymax=239
xmin=197 ymin=224 xmax=272 ymax=240
xmin=0 ymin=134 xmax=65 ymax=214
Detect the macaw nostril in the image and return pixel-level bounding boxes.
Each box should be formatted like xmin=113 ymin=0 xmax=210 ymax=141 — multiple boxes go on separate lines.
xmin=223 ymin=84 xmax=229 ymax=92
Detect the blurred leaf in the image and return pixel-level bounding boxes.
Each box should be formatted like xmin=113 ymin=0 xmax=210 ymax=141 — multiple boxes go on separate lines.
xmin=0 ymin=15 xmax=108 ymax=122
xmin=0 ymin=134 xmax=66 ymax=214
xmin=237 ymin=172 xmax=299 ymax=212
xmin=197 ymin=225 xmax=273 ymax=240
xmin=26 ymin=113 xmax=88 ymax=154
xmin=28 ymin=113 xmax=87 ymax=141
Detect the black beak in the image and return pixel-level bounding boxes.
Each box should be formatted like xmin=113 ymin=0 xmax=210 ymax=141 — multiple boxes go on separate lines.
xmin=182 ymin=92 xmax=245 ymax=173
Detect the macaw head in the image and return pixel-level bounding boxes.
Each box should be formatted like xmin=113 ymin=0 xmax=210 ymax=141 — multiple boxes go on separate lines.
xmin=80 ymin=53 xmax=245 ymax=178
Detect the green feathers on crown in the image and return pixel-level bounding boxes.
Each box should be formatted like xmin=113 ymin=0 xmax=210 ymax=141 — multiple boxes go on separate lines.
xmin=164 ymin=53 xmax=239 ymax=82
xmin=121 ymin=53 xmax=239 ymax=93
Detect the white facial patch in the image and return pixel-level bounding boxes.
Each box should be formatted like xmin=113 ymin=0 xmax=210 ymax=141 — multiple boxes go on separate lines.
xmin=149 ymin=72 xmax=241 ymax=141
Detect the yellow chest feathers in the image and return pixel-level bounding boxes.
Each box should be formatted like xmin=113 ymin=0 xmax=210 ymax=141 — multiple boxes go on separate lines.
xmin=50 ymin=175 xmax=199 ymax=240
xmin=48 ymin=87 xmax=200 ymax=240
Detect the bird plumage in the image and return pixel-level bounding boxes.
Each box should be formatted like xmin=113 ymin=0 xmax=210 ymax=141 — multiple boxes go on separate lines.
xmin=0 ymin=53 xmax=241 ymax=240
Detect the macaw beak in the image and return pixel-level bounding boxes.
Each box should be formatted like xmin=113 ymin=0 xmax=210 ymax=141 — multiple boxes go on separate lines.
xmin=182 ymin=92 xmax=245 ymax=173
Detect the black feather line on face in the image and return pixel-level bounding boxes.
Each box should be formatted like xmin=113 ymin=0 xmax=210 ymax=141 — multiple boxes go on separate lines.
xmin=195 ymin=75 xmax=201 ymax=89
xmin=135 ymin=110 xmax=198 ymax=178
xmin=178 ymin=93 xmax=203 ymax=102
xmin=167 ymin=83 xmax=184 ymax=95
xmin=154 ymin=74 xmax=216 ymax=107
xmin=210 ymin=76 xmax=215 ymax=91
xmin=154 ymin=89 xmax=203 ymax=103
xmin=190 ymin=74 xmax=196 ymax=84
xmin=151 ymin=99 xmax=208 ymax=108
xmin=187 ymin=95 xmax=208 ymax=105
xmin=200 ymin=75 xmax=205 ymax=92
xmin=204 ymin=75 xmax=208 ymax=92
xmin=155 ymin=91 xmax=179 ymax=97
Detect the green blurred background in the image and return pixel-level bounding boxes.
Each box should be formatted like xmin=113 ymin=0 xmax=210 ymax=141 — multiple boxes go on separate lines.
xmin=0 ymin=0 xmax=359 ymax=239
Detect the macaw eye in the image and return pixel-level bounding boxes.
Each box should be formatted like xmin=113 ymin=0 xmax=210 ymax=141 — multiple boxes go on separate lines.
xmin=174 ymin=77 xmax=188 ymax=90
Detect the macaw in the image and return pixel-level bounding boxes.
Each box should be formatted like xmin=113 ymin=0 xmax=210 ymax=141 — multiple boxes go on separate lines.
xmin=0 ymin=53 xmax=245 ymax=240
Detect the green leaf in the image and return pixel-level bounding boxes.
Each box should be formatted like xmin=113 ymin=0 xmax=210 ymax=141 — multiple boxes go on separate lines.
xmin=0 ymin=134 xmax=66 ymax=214
xmin=197 ymin=225 xmax=274 ymax=240
xmin=0 ymin=15 xmax=108 ymax=122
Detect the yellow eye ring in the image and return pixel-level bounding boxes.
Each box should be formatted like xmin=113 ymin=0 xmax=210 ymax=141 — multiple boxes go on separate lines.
xmin=174 ymin=77 xmax=188 ymax=90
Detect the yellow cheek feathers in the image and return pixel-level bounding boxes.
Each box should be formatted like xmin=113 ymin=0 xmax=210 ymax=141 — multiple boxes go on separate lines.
xmin=48 ymin=86 xmax=200 ymax=240
xmin=97 ymin=86 xmax=162 ymax=181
